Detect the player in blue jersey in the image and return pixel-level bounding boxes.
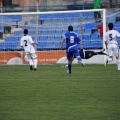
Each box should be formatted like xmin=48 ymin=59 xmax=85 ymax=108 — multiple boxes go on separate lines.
xmin=60 ymin=25 xmax=84 ymax=75
xmin=65 ymin=49 xmax=106 ymax=67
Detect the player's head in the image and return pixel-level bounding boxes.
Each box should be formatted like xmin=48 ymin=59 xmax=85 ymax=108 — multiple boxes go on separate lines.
xmin=108 ymin=23 xmax=113 ymax=30
xmin=68 ymin=25 xmax=73 ymax=31
xmin=24 ymin=29 xmax=28 ymax=35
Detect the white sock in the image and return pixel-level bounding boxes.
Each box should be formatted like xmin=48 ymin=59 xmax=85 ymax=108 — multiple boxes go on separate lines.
xmin=29 ymin=59 xmax=33 ymax=66
xmin=33 ymin=59 xmax=38 ymax=69
xmin=117 ymin=59 xmax=120 ymax=70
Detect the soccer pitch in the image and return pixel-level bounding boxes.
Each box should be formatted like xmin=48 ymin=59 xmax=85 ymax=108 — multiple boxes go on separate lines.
xmin=0 ymin=64 xmax=120 ymax=120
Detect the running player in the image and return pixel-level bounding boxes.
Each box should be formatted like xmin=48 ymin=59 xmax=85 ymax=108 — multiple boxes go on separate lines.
xmin=104 ymin=23 xmax=120 ymax=70
xmin=20 ymin=29 xmax=38 ymax=71
xmin=60 ymin=25 xmax=84 ymax=75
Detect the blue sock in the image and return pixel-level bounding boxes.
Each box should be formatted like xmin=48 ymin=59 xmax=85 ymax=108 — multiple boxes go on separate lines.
xmin=78 ymin=57 xmax=82 ymax=62
xmin=68 ymin=64 xmax=71 ymax=74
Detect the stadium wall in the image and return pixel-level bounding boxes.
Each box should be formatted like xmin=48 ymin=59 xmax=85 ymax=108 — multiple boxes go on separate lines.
xmin=0 ymin=50 xmax=118 ymax=65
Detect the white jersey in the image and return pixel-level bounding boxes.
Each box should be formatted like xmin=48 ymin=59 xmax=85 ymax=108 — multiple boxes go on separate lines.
xmin=20 ymin=35 xmax=35 ymax=53
xmin=105 ymin=30 xmax=120 ymax=57
xmin=104 ymin=30 xmax=120 ymax=45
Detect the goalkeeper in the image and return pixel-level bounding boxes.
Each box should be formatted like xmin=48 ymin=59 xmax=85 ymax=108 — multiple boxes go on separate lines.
xmin=76 ymin=48 xmax=106 ymax=59
xmin=65 ymin=48 xmax=106 ymax=67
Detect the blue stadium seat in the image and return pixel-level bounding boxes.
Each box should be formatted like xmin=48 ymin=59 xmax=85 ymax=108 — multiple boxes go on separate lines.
xmin=84 ymin=29 xmax=91 ymax=35
xmin=82 ymin=35 xmax=91 ymax=41
xmin=5 ymin=15 xmax=22 ymax=22
xmin=14 ymin=31 xmax=22 ymax=36
xmin=59 ymin=14 xmax=67 ymax=19
xmin=74 ymin=13 xmax=80 ymax=19
xmin=107 ymin=17 xmax=116 ymax=23
xmin=0 ymin=26 xmax=4 ymax=32
xmin=81 ymin=13 xmax=88 ymax=19
xmin=54 ymin=36 xmax=62 ymax=41
xmin=38 ymin=36 xmax=47 ymax=41
xmin=4 ymin=37 xmax=12 ymax=43
xmin=11 ymin=37 xmax=19 ymax=41
xmin=114 ymin=22 xmax=120 ymax=29
xmin=52 ymin=14 xmax=59 ymax=19
xmin=39 ymin=14 xmax=47 ymax=20
xmin=0 ymin=42 xmax=4 ymax=50
xmin=118 ymin=40 xmax=120 ymax=47
xmin=67 ymin=13 xmax=74 ymax=19
xmin=91 ymin=34 xmax=99 ymax=40
xmin=84 ymin=23 xmax=92 ymax=30
xmin=114 ymin=27 xmax=120 ymax=32
xmin=87 ymin=12 xmax=94 ymax=18
xmin=92 ymin=23 xmax=98 ymax=29
xmin=82 ymin=42 xmax=90 ymax=49
xmin=40 ymin=14 xmax=53 ymax=20
xmin=47 ymin=36 xmax=55 ymax=41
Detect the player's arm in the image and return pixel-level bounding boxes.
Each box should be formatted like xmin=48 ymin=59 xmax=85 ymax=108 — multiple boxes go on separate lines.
xmin=32 ymin=41 xmax=38 ymax=45
xmin=116 ymin=31 xmax=120 ymax=37
xmin=20 ymin=39 xmax=23 ymax=48
xmin=104 ymin=34 xmax=108 ymax=49
xmin=29 ymin=36 xmax=38 ymax=45
xmin=60 ymin=38 xmax=66 ymax=49
xmin=77 ymin=36 xmax=82 ymax=46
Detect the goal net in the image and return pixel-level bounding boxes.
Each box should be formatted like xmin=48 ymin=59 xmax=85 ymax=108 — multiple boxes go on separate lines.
xmin=0 ymin=9 xmax=107 ymax=65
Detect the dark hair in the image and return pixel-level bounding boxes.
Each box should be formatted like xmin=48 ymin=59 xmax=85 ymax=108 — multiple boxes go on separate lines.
xmin=108 ymin=23 xmax=113 ymax=30
xmin=24 ymin=29 xmax=28 ymax=34
xmin=68 ymin=25 xmax=73 ymax=31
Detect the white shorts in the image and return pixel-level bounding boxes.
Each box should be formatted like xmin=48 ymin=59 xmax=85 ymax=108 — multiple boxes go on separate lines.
xmin=107 ymin=44 xmax=119 ymax=57
xmin=26 ymin=52 xmax=37 ymax=59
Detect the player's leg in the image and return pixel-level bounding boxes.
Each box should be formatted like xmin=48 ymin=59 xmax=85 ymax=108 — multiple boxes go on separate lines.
xmin=67 ymin=51 xmax=73 ymax=75
xmin=106 ymin=45 xmax=114 ymax=63
xmin=117 ymin=59 xmax=120 ymax=70
xmin=74 ymin=50 xmax=85 ymax=67
xmin=94 ymin=49 xmax=106 ymax=55
xmin=67 ymin=60 xmax=72 ymax=75
xmin=31 ymin=53 xmax=38 ymax=71
xmin=27 ymin=53 xmax=33 ymax=70
xmin=114 ymin=46 xmax=120 ymax=70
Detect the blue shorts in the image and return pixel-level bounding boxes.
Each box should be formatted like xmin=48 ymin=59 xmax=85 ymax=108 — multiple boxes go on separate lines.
xmin=67 ymin=49 xmax=80 ymax=60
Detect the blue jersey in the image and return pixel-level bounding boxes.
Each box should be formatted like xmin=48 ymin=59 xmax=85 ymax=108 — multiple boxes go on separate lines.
xmin=64 ymin=31 xmax=81 ymax=51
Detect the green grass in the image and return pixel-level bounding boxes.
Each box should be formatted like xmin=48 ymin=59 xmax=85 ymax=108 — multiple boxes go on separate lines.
xmin=0 ymin=64 xmax=120 ymax=120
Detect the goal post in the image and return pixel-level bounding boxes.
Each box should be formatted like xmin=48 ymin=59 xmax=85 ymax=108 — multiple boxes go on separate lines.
xmin=0 ymin=9 xmax=107 ymax=65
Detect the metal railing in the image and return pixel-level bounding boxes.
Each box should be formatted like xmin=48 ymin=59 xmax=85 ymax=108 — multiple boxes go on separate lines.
xmin=0 ymin=2 xmax=119 ymax=13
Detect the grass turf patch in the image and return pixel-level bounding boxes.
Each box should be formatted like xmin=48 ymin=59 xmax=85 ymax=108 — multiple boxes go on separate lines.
xmin=0 ymin=64 xmax=120 ymax=120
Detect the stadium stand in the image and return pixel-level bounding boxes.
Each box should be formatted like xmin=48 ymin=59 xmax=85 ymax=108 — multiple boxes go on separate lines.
xmin=0 ymin=3 xmax=120 ymax=51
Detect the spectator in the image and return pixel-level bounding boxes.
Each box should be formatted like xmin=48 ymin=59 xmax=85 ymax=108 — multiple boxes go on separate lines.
xmin=97 ymin=20 xmax=108 ymax=38
xmin=84 ymin=0 xmax=93 ymax=4
xmin=94 ymin=0 xmax=101 ymax=21
xmin=84 ymin=0 xmax=94 ymax=9
xmin=109 ymin=0 xmax=112 ymax=8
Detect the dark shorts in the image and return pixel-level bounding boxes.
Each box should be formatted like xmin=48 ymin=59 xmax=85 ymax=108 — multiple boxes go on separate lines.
xmin=67 ymin=49 xmax=80 ymax=60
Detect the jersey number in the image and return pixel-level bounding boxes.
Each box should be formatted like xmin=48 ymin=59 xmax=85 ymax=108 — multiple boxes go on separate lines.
xmin=24 ymin=40 xmax=28 ymax=46
xmin=70 ymin=36 xmax=74 ymax=43
xmin=109 ymin=34 xmax=112 ymax=41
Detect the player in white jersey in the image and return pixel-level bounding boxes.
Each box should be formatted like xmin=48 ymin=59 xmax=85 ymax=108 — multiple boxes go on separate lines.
xmin=104 ymin=23 xmax=120 ymax=70
xmin=20 ymin=29 xmax=38 ymax=71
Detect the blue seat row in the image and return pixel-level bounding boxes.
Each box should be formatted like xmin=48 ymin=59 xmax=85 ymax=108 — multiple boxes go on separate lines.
xmin=39 ymin=13 xmax=81 ymax=20
xmin=0 ymin=15 xmax=22 ymax=22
